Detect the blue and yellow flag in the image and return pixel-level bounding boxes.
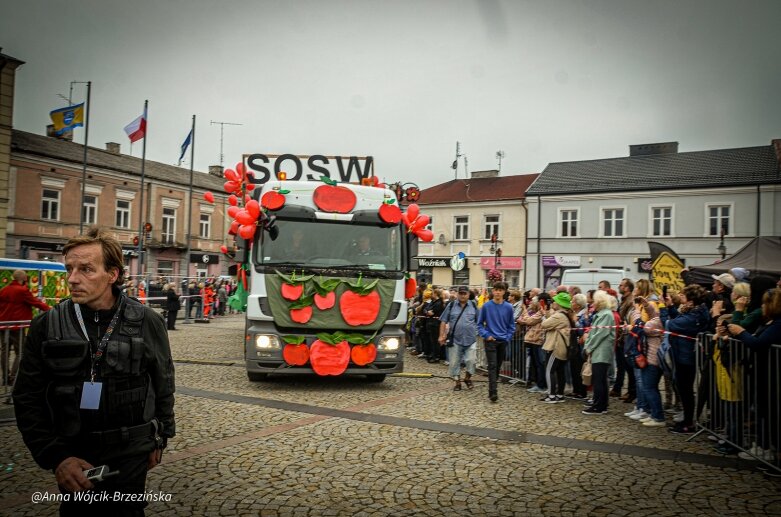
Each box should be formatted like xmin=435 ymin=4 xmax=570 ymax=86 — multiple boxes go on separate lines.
xmin=49 ymin=103 xmax=84 ymax=135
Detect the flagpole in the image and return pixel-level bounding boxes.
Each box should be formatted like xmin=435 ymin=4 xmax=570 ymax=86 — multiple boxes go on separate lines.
xmin=79 ymin=81 xmax=91 ymax=235
xmin=184 ymin=115 xmax=196 ymax=323
xmin=136 ymin=99 xmax=148 ymax=279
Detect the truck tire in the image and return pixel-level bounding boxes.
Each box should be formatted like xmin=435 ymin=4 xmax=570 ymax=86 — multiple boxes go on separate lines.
xmin=365 ymin=374 xmax=386 ymax=383
xmin=247 ymin=372 xmax=268 ymax=382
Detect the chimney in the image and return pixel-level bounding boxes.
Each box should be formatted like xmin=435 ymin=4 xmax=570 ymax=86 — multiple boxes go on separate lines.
xmin=208 ymin=165 xmax=223 ymax=178
xmin=470 ymin=169 xmax=499 ymax=179
xmin=105 ymin=142 xmax=120 ymax=154
xmin=629 ymin=142 xmax=678 ymax=157
xmin=46 ymin=124 xmax=73 ymax=142
xmin=772 ymin=139 xmax=781 ymax=170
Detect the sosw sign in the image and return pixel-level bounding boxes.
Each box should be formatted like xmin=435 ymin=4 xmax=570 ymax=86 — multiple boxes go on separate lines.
xmin=245 ymin=153 xmax=374 ymax=184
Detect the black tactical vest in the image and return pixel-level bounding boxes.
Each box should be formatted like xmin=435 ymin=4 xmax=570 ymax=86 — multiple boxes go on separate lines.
xmin=41 ymin=297 xmax=153 ymax=438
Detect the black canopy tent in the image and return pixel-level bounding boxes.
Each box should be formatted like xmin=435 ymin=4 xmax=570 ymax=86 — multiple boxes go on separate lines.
xmin=685 ymin=237 xmax=781 ymax=285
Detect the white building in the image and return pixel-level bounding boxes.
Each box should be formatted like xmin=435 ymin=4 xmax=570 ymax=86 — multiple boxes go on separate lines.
xmin=525 ymin=141 xmax=781 ymax=289
xmin=417 ymin=170 xmax=538 ymax=289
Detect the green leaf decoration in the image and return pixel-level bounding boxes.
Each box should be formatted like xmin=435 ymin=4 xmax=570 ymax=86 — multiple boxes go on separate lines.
xmin=279 ymin=189 xmax=291 ymax=194
xmin=289 ymin=294 xmax=314 ymax=309
xmin=282 ymin=335 xmax=306 ymax=345
xmin=275 ymin=269 xmax=314 ymax=285
xmin=315 ymin=331 xmax=348 ymax=346
xmin=313 ymin=277 xmax=341 ymax=296
xmin=384 ymin=198 xmax=396 ymax=205
xmin=346 ymin=275 xmax=379 ymax=295
xmin=344 ymin=333 xmax=369 ymax=345
xmin=319 ymin=175 xmax=338 ymax=186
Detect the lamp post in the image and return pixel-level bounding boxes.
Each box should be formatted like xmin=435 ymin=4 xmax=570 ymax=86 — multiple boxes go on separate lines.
xmin=489 ymin=232 xmax=502 ymax=274
xmin=717 ymin=224 xmax=727 ymax=260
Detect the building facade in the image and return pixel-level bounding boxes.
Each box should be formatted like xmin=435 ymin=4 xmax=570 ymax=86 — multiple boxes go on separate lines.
xmin=417 ymin=170 xmax=538 ymax=290
xmin=8 ymin=130 xmax=232 ymax=281
xmin=525 ymin=141 xmax=781 ymax=289
xmin=0 ymin=51 xmax=24 ymax=258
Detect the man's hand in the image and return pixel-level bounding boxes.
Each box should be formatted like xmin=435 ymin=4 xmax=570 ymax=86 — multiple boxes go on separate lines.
xmin=148 ymin=448 xmax=163 ymax=470
xmin=486 ymin=336 xmax=495 ymax=342
xmin=55 ymin=457 xmax=94 ymax=492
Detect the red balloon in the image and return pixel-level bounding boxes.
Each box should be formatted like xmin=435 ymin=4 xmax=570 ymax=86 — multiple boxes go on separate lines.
xmin=406 ymin=203 xmax=420 ymax=222
xmin=220 ymin=245 xmax=228 ymax=254
xmin=236 ymin=162 xmax=246 ymax=180
xmin=246 ymin=200 xmax=260 ymax=219
xmin=416 ymin=229 xmax=434 ymax=242
xmin=228 ymin=194 xmax=238 ymax=206
xmin=236 ymin=210 xmax=254 ymax=226
xmin=239 ymin=224 xmax=256 ymax=240
xmin=224 ymin=169 xmax=239 ymax=182
xmin=229 ymin=220 xmax=240 ymax=235
xmin=246 ymin=183 xmax=255 ymax=191
xmin=245 ymin=194 xmax=251 ymax=204
xmin=224 ymin=180 xmax=239 ymax=193
xmin=410 ymin=214 xmax=429 ymax=232
xmin=203 ymin=191 xmax=214 ymax=203
xmin=227 ymin=205 xmax=239 ymax=218
xmin=401 ymin=212 xmax=410 ymax=228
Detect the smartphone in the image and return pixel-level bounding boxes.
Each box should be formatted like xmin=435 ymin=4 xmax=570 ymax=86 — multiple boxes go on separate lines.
xmin=83 ymin=465 xmax=118 ymax=483
xmin=722 ymin=320 xmax=729 ymax=328
xmin=662 ymin=285 xmax=668 ymax=297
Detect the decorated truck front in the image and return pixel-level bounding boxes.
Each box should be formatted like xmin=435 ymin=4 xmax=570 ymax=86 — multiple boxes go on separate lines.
xmin=243 ymin=178 xmax=424 ymax=382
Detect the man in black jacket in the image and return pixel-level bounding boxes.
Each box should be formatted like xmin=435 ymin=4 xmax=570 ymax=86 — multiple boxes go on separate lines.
xmin=13 ymin=227 xmax=175 ymax=516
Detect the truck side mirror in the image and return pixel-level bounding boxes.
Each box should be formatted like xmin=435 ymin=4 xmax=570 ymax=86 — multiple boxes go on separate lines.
xmin=407 ymin=233 xmax=418 ymax=271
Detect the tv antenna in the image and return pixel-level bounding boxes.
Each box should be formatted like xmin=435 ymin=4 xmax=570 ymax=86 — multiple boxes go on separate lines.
xmin=210 ymin=120 xmax=243 ymax=168
xmin=496 ymin=150 xmax=505 ymax=172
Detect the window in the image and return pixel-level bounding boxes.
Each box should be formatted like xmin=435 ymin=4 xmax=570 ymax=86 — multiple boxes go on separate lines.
xmin=452 ymin=268 xmax=469 ymax=286
xmin=559 ymin=209 xmax=578 ymax=237
xmin=41 ymin=189 xmax=60 ymax=220
xmin=162 ymin=208 xmax=176 ymax=244
xmin=602 ymin=208 xmax=624 ymax=237
xmin=82 ymin=195 xmax=97 ymax=225
xmin=483 ymin=215 xmax=500 ymax=240
xmin=116 ymin=200 xmax=131 ymax=228
xmin=651 ymin=206 xmax=672 ymax=237
xmin=157 ymin=260 xmax=174 ymax=277
xmin=199 ymin=214 xmax=211 ymax=239
xmin=707 ymin=204 xmax=730 ymax=236
xmin=454 ymin=216 xmax=469 ymax=240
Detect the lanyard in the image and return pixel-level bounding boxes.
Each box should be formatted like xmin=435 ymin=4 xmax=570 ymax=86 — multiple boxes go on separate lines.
xmin=74 ymin=298 xmax=124 ymax=382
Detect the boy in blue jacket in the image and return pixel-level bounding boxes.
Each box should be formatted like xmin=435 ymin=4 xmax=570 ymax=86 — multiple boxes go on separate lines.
xmin=477 ymin=281 xmax=516 ymax=402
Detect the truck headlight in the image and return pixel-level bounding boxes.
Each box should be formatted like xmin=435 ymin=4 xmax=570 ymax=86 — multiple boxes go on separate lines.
xmin=377 ymin=336 xmax=400 ymax=351
xmin=255 ymin=334 xmax=281 ymax=350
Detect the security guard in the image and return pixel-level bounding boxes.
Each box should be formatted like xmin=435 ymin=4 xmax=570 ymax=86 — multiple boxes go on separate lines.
xmin=13 ymin=227 xmax=175 ymax=516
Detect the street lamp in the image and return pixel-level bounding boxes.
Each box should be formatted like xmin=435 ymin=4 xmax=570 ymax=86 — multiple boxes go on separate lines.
xmin=717 ymin=224 xmax=727 ymax=260
xmin=490 ymin=233 xmax=502 ymax=268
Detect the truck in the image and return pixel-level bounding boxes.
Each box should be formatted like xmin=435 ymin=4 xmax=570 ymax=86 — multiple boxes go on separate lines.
xmin=241 ymin=178 xmax=418 ymax=382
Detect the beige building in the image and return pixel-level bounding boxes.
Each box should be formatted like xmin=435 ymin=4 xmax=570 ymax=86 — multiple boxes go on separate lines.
xmin=0 ymin=50 xmax=24 ymax=258
xmin=417 ymin=170 xmax=538 ymax=290
xmin=8 ymin=129 xmax=232 ymax=281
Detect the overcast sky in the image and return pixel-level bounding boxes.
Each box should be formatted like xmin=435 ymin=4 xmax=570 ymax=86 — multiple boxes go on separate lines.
xmin=3 ymin=0 xmax=780 ymax=188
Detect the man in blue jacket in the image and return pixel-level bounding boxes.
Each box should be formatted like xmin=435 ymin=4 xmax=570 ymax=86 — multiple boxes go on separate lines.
xmin=477 ymin=281 xmax=516 ymax=402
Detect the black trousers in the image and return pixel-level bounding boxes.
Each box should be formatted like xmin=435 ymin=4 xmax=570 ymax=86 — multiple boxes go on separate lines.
xmin=485 ymin=339 xmax=507 ymax=397
xmin=592 ymin=362 xmax=610 ymax=411
xmin=166 ymin=309 xmax=178 ymax=330
xmin=569 ymin=346 xmax=587 ymax=396
xmin=675 ymin=362 xmax=697 ymax=426
xmin=59 ymin=453 xmax=150 ymax=516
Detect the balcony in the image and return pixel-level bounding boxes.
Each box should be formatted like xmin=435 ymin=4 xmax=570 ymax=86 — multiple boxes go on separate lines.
xmin=145 ymin=230 xmax=187 ymax=250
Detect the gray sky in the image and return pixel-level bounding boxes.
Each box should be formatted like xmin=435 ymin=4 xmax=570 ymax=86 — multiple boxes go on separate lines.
xmin=3 ymin=0 xmax=780 ymax=188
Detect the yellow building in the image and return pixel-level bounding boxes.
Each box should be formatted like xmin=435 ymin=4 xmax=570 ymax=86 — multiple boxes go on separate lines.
xmin=417 ymin=170 xmax=538 ymax=290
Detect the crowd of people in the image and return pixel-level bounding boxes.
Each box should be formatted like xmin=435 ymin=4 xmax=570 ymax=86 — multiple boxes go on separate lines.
xmin=406 ymin=270 xmax=781 ymax=471
xmin=120 ymin=276 xmax=238 ymax=327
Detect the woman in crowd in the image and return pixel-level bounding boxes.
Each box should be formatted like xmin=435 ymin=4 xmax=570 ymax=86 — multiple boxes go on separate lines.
xmin=519 ymin=298 xmax=546 ymax=394
xmin=164 ymin=283 xmax=180 ymax=331
xmin=666 ymin=284 xmax=711 ymax=434
xmin=726 ymin=287 xmax=781 ymax=463
xmin=568 ymin=293 xmax=590 ymax=399
xmin=422 ymin=288 xmax=445 ymax=364
xmin=636 ymin=303 xmax=666 ymax=426
xmin=582 ymin=290 xmax=616 ymax=415
xmin=540 ymin=292 xmax=573 ymax=403
xmin=732 ymin=276 xmax=777 ymax=333
xmin=624 ymin=280 xmax=658 ymax=421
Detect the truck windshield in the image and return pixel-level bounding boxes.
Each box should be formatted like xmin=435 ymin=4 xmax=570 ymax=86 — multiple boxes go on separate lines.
xmin=256 ymin=219 xmax=403 ymax=271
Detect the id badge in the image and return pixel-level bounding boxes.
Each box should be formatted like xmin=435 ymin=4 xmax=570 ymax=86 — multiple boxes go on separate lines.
xmin=80 ymin=382 xmax=102 ymax=410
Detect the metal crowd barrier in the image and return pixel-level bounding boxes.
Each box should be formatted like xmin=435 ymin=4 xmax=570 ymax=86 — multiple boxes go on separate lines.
xmin=476 ymin=327 xmax=529 ymax=385
xmin=693 ymin=333 xmax=780 ymax=474
xmin=1 ymin=320 xmax=31 ymax=402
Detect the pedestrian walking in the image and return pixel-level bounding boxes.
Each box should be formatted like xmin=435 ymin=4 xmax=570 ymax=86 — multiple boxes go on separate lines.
xmin=165 ymin=283 xmax=180 ymax=330
xmin=477 ymin=282 xmax=515 ymax=403
xmin=438 ymin=285 xmax=479 ymax=391
xmin=12 ymin=227 xmax=175 ymax=515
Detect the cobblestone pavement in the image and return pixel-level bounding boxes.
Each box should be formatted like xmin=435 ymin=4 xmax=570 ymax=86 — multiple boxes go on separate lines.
xmin=1 ymin=313 xmax=780 ymax=516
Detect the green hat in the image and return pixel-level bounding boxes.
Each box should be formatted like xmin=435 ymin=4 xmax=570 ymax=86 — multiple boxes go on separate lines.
xmin=552 ymin=292 xmax=571 ymax=309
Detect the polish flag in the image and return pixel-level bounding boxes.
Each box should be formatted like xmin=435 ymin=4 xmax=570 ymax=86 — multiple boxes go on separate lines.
xmin=124 ymin=107 xmax=147 ymax=143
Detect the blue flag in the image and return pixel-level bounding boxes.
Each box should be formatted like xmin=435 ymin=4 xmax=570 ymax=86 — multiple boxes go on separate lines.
xmin=50 ymin=103 xmax=84 ymax=135
xmin=178 ymin=129 xmax=193 ymax=165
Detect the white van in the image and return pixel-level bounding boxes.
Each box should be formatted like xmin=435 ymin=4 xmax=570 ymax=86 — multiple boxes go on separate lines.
xmin=560 ymin=268 xmax=626 ymax=292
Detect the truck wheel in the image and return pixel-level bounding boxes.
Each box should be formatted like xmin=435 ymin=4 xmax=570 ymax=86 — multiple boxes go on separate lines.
xmin=365 ymin=374 xmax=386 ymax=383
xmin=247 ymin=372 xmax=268 ymax=382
